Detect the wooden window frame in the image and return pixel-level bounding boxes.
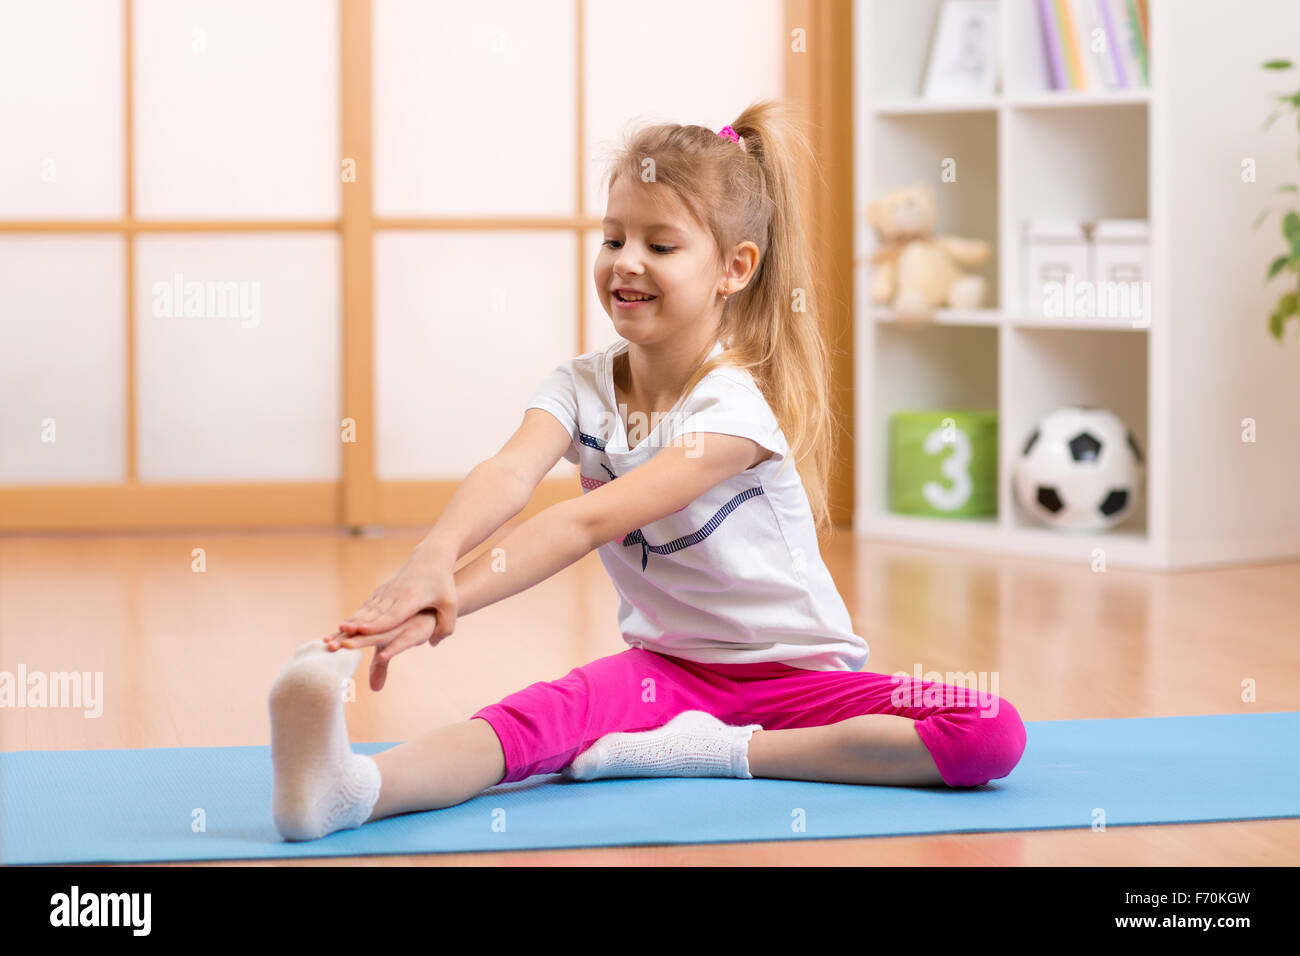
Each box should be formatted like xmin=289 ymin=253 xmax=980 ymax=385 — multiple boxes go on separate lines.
xmin=0 ymin=0 xmax=852 ymax=532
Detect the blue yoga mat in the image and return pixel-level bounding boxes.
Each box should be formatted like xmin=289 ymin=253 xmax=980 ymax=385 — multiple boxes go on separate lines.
xmin=2 ymin=711 xmax=1297 ymax=864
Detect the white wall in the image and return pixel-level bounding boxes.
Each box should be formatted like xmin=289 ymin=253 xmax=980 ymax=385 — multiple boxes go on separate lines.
xmin=1166 ymin=0 xmax=1300 ymax=564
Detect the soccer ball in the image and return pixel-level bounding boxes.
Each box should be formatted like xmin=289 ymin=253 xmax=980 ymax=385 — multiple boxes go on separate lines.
xmin=1013 ymin=406 xmax=1144 ymax=531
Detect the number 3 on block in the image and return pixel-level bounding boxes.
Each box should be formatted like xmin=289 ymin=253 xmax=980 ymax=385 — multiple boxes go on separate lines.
xmin=922 ymin=425 xmax=973 ymax=511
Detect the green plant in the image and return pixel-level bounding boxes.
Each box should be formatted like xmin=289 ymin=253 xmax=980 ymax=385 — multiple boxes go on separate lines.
xmin=1256 ymin=59 xmax=1300 ymax=341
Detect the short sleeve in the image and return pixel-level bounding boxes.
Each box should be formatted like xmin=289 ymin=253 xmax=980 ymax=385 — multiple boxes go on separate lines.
xmin=668 ymin=373 xmax=789 ymax=463
xmin=526 ymin=361 xmax=580 ymax=464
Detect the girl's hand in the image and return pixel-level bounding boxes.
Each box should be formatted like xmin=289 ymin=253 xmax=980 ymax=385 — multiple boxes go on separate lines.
xmin=325 ymin=609 xmax=443 ymax=692
xmin=337 ymin=545 xmax=458 ymax=642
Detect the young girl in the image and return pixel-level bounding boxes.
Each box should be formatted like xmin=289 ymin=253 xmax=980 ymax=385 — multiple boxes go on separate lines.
xmin=268 ymin=98 xmax=1026 ymax=842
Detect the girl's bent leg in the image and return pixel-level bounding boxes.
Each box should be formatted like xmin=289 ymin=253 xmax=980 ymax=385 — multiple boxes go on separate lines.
xmin=730 ymin=663 xmax=1028 ymax=788
xmin=367 ymin=717 xmax=506 ymax=821
xmin=746 ymin=714 xmax=946 ymax=787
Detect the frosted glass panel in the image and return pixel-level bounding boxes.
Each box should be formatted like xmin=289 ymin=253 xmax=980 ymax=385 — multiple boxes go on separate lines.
xmin=133 ymin=0 xmax=339 ymax=219
xmin=584 ymin=0 xmax=785 ymax=215
xmin=583 ymin=228 xmax=621 ymax=356
xmin=374 ymin=231 xmax=577 ymax=478
xmin=134 ymin=235 xmax=341 ymax=481
xmin=0 ymin=0 xmax=124 ymax=218
xmin=374 ymin=0 xmax=576 ymax=217
xmin=0 ymin=237 xmax=125 ymax=483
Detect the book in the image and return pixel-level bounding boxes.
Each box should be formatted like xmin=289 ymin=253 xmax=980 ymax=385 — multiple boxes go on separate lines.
xmin=1125 ymin=0 xmax=1150 ymax=85
xmin=1087 ymin=0 xmax=1122 ymax=89
xmin=1111 ymin=0 xmax=1144 ymax=87
xmin=1071 ymin=0 xmax=1099 ymax=89
xmin=1101 ymin=0 xmax=1134 ymax=88
xmin=1038 ymin=0 xmax=1068 ymax=89
xmin=1054 ymin=0 xmax=1084 ymax=90
xmin=1068 ymin=0 xmax=1115 ymax=90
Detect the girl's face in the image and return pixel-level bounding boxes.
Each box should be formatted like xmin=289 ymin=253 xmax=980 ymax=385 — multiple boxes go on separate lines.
xmin=597 ymin=175 xmax=724 ymax=347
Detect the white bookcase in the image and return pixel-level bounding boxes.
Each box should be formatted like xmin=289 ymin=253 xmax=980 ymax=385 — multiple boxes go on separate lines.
xmin=853 ymin=0 xmax=1300 ymax=570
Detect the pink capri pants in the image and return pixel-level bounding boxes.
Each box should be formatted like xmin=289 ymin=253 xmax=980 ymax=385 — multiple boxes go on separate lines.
xmin=471 ymin=648 xmax=1027 ymax=788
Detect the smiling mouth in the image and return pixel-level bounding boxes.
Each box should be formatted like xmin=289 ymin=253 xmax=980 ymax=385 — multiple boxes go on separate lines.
xmin=614 ymin=291 xmax=657 ymax=302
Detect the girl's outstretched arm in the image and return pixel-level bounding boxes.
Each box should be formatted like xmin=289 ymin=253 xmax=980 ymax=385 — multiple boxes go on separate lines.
xmin=453 ymin=430 xmax=761 ymax=618
xmin=420 ymin=407 xmax=568 ymax=565
xmin=331 ymin=498 xmax=589 ymax=687
xmin=452 ymin=498 xmax=592 ymax=618
xmin=340 ymin=409 xmax=572 ymax=636
xmin=336 ymin=457 xmax=531 ymax=637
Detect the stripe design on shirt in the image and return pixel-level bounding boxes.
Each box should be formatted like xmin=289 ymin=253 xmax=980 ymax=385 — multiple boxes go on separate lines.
xmin=622 ymin=485 xmax=766 ymax=571
xmin=576 ymin=430 xmax=692 ymax=516
xmin=576 ymin=432 xmax=616 ymax=490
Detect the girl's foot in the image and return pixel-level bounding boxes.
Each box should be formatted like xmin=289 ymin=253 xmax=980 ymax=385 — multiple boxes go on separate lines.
xmin=269 ymin=640 xmax=382 ymax=841
xmin=561 ymin=710 xmax=762 ymax=780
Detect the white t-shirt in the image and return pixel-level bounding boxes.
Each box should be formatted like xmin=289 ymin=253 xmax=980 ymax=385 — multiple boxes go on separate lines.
xmin=526 ymin=336 xmax=870 ymax=672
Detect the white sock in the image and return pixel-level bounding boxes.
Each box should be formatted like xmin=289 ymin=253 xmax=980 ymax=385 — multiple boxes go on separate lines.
xmin=269 ymin=639 xmax=382 ymax=841
xmin=561 ymin=710 xmax=762 ymax=781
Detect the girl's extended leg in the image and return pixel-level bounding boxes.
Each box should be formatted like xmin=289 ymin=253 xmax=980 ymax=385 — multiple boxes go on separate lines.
xmin=367 ymin=718 xmax=505 ymax=820
xmin=269 ymin=641 xmax=505 ymax=841
xmin=271 ymin=642 xmax=734 ymax=839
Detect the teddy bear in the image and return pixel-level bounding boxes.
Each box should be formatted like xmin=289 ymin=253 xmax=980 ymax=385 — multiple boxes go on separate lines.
xmin=865 ymin=183 xmax=993 ymax=321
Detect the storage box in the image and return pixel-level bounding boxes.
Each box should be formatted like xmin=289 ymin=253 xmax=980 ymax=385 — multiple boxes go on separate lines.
xmin=1092 ymin=219 xmax=1149 ymax=284
xmin=1023 ymin=220 xmax=1088 ymax=314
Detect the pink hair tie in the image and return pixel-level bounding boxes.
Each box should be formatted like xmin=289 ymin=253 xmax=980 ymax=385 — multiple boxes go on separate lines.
xmin=717 ymin=125 xmax=740 ymax=143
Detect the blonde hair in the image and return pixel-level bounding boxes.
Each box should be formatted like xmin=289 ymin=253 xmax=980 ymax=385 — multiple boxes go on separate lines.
xmin=601 ymin=97 xmax=841 ymax=535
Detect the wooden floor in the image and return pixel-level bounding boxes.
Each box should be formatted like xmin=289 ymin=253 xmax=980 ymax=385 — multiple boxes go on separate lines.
xmin=2 ymin=523 xmax=1297 ymax=865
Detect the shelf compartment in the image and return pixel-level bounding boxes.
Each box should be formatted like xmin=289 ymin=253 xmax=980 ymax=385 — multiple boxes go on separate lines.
xmin=1003 ymin=103 xmax=1148 ymax=314
xmin=1005 ymin=104 xmax=1149 ymax=222
xmin=872 ymin=323 xmax=999 ymax=517
xmin=1004 ymin=326 xmax=1149 ymax=539
xmin=870 ymin=111 xmax=1000 ymax=309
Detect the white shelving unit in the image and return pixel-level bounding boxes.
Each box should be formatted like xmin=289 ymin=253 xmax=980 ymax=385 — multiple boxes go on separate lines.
xmin=853 ymin=0 xmax=1300 ymax=570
